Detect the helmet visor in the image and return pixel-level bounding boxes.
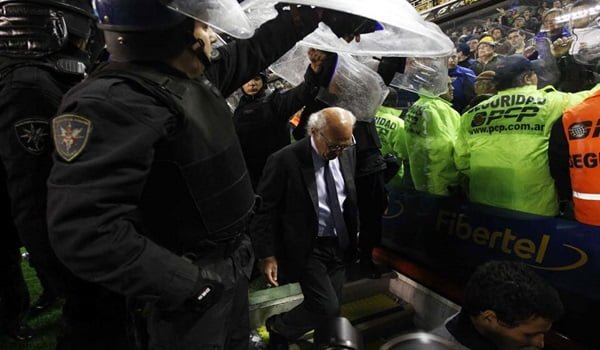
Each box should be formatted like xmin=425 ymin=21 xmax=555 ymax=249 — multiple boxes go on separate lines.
xmin=163 ymin=0 xmax=254 ymax=38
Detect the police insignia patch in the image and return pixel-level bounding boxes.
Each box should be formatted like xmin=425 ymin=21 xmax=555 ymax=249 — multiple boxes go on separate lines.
xmin=14 ymin=119 xmax=50 ymax=155
xmin=52 ymin=114 xmax=92 ymax=162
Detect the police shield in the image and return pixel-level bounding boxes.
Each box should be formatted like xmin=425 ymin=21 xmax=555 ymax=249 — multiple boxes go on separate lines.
xmin=390 ymin=56 xmax=449 ymax=97
xmin=241 ymin=0 xmax=454 ymax=57
xmin=269 ymin=24 xmax=387 ymax=121
xmin=163 ymin=0 xmax=255 ymax=38
xmin=315 ymin=53 xmax=388 ymax=122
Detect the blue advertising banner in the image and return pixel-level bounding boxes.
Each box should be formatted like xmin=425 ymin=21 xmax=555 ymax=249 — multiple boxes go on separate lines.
xmin=382 ymin=189 xmax=600 ymax=301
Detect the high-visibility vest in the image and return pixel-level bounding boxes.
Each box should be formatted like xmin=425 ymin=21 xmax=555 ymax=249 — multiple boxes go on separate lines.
xmin=563 ymin=90 xmax=600 ymax=226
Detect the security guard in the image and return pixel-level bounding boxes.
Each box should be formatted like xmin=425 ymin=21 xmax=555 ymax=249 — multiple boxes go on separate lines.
xmin=549 ymin=90 xmax=600 ymax=225
xmin=405 ymin=79 xmax=461 ymax=196
xmin=456 ymin=55 xmax=600 ymax=216
xmin=0 ymin=1 xmax=129 ymax=348
xmin=46 ymin=0 xmax=366 ymax=348
xmin=374 ymin=104 xmax=408 ymax=188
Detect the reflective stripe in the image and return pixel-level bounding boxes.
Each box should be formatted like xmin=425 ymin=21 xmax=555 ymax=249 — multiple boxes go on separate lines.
xmin=573 ymin=191 xmax=600 ymax=200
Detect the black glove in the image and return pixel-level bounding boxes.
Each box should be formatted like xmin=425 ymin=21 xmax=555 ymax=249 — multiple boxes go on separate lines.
xmin=382 ymin=154 xmax=400 ymax=183
xmin=276 ymin=3 xmax=321 ymax=38
xmin=377 ymin=57 xmax=407 ymax=86
xmin=321 ymin=9 xmax=380 ymax=40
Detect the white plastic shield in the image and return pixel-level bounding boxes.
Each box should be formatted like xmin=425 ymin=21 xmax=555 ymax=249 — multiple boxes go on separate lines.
xmin=165 ymin=0 xmax=255 ymax=38
xmin=390 ymin=57 xmax=449 ymax=97
xmin=241 ymin=0 xmax=454 ymax=57
xmin=269 ymin=27 xmax=387 ymax=121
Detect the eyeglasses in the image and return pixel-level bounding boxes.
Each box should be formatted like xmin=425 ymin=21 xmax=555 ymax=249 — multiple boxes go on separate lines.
xmin=318 ymin=131 xmax=355 ymax=152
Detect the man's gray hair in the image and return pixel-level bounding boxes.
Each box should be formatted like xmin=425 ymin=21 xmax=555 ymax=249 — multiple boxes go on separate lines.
xmin=306 ymin=107 xmax=357 ymax=136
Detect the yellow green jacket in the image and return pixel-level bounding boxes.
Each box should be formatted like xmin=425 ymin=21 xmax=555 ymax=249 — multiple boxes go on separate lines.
xmin=405 ymin=96 xmax=461 ymax=196
xmin=456 ymin=83 xmax=600 ymax=216
xmin=375 ymin=106 xmax=407 ymax=187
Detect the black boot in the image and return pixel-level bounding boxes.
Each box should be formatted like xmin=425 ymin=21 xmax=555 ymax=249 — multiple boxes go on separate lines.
xmin=265 ymin=316 xmax=289 ymax=350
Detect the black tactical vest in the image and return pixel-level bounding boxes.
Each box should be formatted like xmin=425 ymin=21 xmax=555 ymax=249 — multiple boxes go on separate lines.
xmin=89 ymin=63 xmax=256 ymax=252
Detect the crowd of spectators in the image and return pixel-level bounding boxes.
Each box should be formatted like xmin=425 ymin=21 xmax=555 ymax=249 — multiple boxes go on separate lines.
xmin=437 ymin=0 xmax=599 ymax=110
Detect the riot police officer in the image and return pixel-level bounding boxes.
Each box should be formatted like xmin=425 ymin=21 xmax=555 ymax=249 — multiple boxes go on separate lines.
xmin=0 ymin=1 xmax=129 ymax=348
xmin=46 ymin=0 xmax=373 ymax=348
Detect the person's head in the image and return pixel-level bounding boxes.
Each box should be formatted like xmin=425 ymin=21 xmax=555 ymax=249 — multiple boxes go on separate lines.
xmin=542 ymin=8 xmax=563 ymax=33
xmin=440 ymin=76 xmax=454 ymax=102
xmin=464 ymin=261 xmax=564 ymax=350
xmin=456 ymin=43 xmax=471 ymax=61
xmin=241 ymin=72 xmax=267 ymax=96
xmin=494 ymin=54 xmax=538 ymax=90
xmin=448 ymin=51 xmax=458 ymax=69
xmin=570 ymin=0 xmax=600 ymax=29
xmin=474 ymin=70 xmax=497 ymax=95
xmin=507 ymin=29 xmax=526 ymax=49
xmin=92 ymin=0 xmax=252 ymax=77
xmin=514 ymin=16 xmax=526 ymax=28
xmin=468 ymin=38 xmax=480 ymax=52
xmin=491 ymin=27 xmax=504 ymax=41
xmin=477 ymin=36 xmax=496 ymax=60
xmin=307 ymin=107 xmax=356 ymax=160
xmin=553 ymin=0 xmax=563 ymax=8
xmin=524 ymin=9 xmax=532 ymax=18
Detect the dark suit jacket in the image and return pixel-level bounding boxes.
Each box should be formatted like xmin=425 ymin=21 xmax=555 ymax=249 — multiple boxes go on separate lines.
xmin=251 ymin=137 xmax=358 ymax=281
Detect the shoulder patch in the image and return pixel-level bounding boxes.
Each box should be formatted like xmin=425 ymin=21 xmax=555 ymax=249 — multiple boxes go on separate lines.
xmin=14 ymin=119 xmax=50 ymax=155
xmin=52 ymin=114 xmax=92 ymax=162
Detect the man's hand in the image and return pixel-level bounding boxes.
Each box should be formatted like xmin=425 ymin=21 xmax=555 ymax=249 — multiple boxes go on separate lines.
xmin=551 ymin=36 xmax=575 ymax=57
xmin=308 ymin=48 xmax=329 ymax=74
xmin=523 ymin=46 xmax=537 ymax=58
xmin=306 ymin=49 xmax=338 ymax=87
xmin=261 ymin=256 xmax=279 ymax=287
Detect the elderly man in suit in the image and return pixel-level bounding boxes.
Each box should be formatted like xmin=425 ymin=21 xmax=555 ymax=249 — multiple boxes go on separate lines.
xmin=251 ymin=107 xmax=358 ymax=348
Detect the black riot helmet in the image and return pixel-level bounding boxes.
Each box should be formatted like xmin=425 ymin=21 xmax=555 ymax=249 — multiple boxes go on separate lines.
xmin=0 ymin=0 xmax=95 ymax=38
xmin=92 ymin=0 xmax=254 ymax=62
xmin=0 ymin=0 xmax=96 ymax=58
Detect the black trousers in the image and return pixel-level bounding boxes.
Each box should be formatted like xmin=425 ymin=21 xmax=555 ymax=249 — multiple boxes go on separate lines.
xmin=272 ymin=238 xmax=346 ymax=340
xmin=0 ymin=246 xmax=29 ymax=331
xmin=56 ymin=284 xmax=130 ymax=350
xmin=356 ymin=171 xmax=386 ymax=261
xmin=147 ymin=235 xmax=254 ymax=350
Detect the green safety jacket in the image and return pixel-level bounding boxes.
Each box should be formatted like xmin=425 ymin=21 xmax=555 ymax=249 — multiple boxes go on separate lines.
xmin=405 ymin=95 xmax=461 ymax=196
xmin=375 ymin=106 xmax=407 ymax=186
xmin=456 ymin=83 xmax=600 ymax=216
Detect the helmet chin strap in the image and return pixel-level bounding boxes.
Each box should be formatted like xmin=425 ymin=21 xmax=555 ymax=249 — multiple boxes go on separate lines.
xmin=194 ymin=38 xmax=212 ymax=68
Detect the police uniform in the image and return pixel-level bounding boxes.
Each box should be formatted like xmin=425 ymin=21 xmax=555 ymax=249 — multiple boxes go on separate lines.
xmin=457 ymin=82 xmax=600 ymax=216
xmin=0 ymin=165 xmax=30 ymax=340
xmin=0 ymin=2 xmax=130 ymax=346
xmin=47 ymin=13 xmax=318 ymax=350
xmin=374 ymin=105 xmax=408 ymax=187
xmin=405 ymin=95 xmax=461 ymax=196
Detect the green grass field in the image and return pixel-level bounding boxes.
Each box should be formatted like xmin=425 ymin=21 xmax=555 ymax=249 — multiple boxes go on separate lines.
xmin=0 ymin=257 xmax=61 ymax=350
